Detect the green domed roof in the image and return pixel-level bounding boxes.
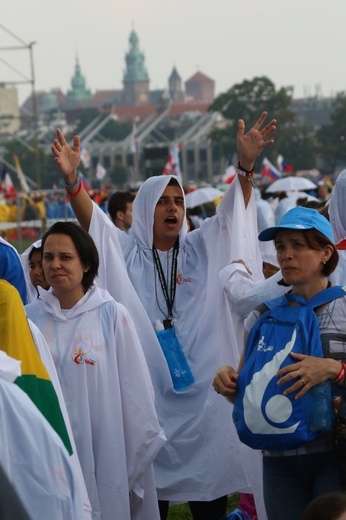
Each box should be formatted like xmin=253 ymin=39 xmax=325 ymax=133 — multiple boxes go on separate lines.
xmin=42 ymin=91 xmax=58 ymax=112
xmin=67 ymin=57 xmax=92 ymax=102
xmin=123 ymin=30 xmax=149 ymax=84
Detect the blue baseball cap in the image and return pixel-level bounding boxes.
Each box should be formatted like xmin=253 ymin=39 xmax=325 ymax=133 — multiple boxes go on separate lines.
xmin=258 ymin=206 xmax=334 ymax=242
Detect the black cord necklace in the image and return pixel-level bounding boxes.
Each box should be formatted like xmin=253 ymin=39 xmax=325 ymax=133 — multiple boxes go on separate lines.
xmin=152 ymin=237 xmax=179 ymax=329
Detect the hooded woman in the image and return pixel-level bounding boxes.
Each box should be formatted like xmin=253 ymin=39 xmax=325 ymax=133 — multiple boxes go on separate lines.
xmin=25 ymin=222 xmax=166 ymax=520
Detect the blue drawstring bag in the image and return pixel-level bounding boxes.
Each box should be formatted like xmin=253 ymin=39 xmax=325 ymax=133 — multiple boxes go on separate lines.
xmin=228 ymin=508 xmax=251 ymax=520
xmin=233 ymin=286 xmax=346 ymax=451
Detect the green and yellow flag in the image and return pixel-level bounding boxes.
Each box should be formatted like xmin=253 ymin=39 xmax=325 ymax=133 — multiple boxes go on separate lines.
xmin=0 ymin=279 xmax=72 ymax=454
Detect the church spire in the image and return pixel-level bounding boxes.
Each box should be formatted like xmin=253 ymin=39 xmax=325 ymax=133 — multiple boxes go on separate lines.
xmin=66 ymin=55 xmax=92 ymax=103
xmin=122 ymin=30 xmax=150 ymax=106
xmin=123 ymin=30 xmax=149 ymax=83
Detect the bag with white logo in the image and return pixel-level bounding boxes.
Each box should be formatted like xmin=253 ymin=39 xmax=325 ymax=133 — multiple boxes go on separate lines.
xmin=233 ymin=285 xmax=346 ymax=451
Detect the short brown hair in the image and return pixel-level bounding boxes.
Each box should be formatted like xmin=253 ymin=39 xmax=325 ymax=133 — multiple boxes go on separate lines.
xmin=303 ymin=228 xmax=339 ymax=276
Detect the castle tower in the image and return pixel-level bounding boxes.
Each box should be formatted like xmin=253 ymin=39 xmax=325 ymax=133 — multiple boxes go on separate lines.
xmin=185 ymin=71 xmax=215 ymax=103
xmin=168 ymin=66 xmax=184 ymax=102
xmin=66 ymin=56 xmax=93 ymax=104
xmin=122 ymin=30 xmax=150 ymax=106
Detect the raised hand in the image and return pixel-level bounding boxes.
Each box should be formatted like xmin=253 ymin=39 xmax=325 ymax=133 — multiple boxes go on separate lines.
xmin=237 ymin=111 xmax=276 ymax=171
xmin=51 ymin=129 xmax=81 ymax=183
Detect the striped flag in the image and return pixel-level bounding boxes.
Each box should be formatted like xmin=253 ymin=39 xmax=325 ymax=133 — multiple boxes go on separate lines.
xmin=261 ymin=157 xmax=281 ymax=182
xmin=0 ymin=280 xmax=72 ymax=455
xmin=12 ymin=154 xmax=30 ymax=194
xmin=222 ymin=157 xmax=237 ymax=184
xmin=0 ymin=165 xmax=16 ymax=199
xmin=277 ymin=154 xmax=294 ymax=173
xmin=162 ymin=143 xmax=182 ymax=183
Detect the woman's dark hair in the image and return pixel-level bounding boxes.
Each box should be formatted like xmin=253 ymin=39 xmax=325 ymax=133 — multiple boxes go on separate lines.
xmin=41 ymin=222 xmax=99 ymax=293
xmin=303 ymin=228 xmax=339 ymax=276
xmin=302 ymin=492 xmax=346 ymax=520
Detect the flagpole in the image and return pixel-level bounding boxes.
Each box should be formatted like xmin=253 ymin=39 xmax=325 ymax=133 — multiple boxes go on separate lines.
xmin=28 ymin=40 xmax=40 ymax=188
xmin=133 ymin=148 xmax=139 ymax=183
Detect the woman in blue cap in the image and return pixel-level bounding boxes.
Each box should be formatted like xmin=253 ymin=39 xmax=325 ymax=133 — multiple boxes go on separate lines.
xmin=213 ymin=206 xmax=346 ymax=520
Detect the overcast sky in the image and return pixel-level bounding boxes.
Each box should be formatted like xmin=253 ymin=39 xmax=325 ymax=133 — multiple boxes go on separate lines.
xmin=2 ymin=0 xmax=346 ymax=106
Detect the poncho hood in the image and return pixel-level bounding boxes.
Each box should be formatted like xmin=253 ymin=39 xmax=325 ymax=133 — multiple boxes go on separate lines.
xmin=36 ymin=284 xmax=112 ymax=320
xmin=130 ymin=175 xmax=188 ymax=250
xmin=330 ymin=169 xmax=346 ymax=244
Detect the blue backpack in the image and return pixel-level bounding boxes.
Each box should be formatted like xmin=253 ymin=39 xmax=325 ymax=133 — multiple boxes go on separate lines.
xmin=233 ymin=285 xmax=346 ymax=451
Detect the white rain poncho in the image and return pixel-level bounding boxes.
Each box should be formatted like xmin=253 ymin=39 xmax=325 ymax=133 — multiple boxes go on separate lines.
xmin=329 ymin=169 xmax=346 ymax=285
xmin=254 ymin=188 xmax=275 ymax=233
xmin=26 ymin=285 xmax=166 ymax=520
xmin=20 ymin=239 xmax=43 ymax=303
xmin=88 ymin=174 xmax=267 ymax=505
xmin=0 ymin=351 xmax=85 ymax=520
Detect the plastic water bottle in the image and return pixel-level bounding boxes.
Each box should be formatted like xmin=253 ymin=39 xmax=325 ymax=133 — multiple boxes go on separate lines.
xmin=155 ymin=320 xmax=194 ymax=392
xmin=308 ymin=381 xmax=332 ymax=432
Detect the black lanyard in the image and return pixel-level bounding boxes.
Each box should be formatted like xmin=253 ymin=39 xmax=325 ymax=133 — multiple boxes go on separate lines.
xmin=152 ymin=238 xmax=179 ymax=328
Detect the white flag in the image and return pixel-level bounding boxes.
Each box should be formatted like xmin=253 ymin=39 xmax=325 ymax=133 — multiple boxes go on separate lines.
xmin=130 ymin=122 xmax=138 ymax=154
xmin=80 ymin=147 xmax=91 ymax=170
xmin=96 ymin=163 xmax=106 ymax=180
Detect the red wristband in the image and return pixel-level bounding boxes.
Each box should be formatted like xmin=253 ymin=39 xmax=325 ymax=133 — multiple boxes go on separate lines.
xmin=334 ymin=363 xmax=345 ymax=383
xmin=66 ymin=180 xmax=83 ymax=197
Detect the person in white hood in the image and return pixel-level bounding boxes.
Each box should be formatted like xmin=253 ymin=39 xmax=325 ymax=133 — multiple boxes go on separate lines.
xmin=25 ymin=221 xmax=166 ymax=520
xmin=50 ymin=112 xmax=277 ymax=520
xmin=0 ymin=350 xmax=84 ymax=520
xmin=329 ymin=169 xmax=346 ymax=285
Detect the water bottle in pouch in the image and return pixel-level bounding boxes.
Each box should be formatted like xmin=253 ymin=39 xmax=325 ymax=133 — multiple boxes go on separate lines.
xmin=155 ymin=320 xmax=194 ymax=391
xmin=307 ymin=381 xmax=333 ymax=433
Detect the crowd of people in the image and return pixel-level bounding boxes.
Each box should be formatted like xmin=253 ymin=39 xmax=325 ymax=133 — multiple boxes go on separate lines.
xmin=1 ymin=111 xmax=346 ymax=520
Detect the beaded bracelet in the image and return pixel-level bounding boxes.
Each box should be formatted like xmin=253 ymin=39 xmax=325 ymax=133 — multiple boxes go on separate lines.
xmin=64 ymin=174 xmax=79 ymax=189
xmin=66 ymin=180 xmax=82 ymax=197
xmin=236 ymin=162 xmax=255 ymax=186
xmin=237 ymin=161 xmax=254 ymax=174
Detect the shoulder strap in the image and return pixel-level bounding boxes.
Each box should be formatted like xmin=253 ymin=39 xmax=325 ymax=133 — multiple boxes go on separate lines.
xmin=307 ymin=285 xmax=346 ymax=309
xmin=268 ymin=285 xmax=346 ymax=311
xmin=264 ymin=294 xmax=290 ymax=311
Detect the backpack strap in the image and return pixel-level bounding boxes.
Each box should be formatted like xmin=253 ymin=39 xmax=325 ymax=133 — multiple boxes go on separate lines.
xmin=264 ymin=294 xmax=289 ymax=311
xmin=307 ymin=285 xmax=346 ymax=309
xmin=265 ymin=285 xmax=346 ymax=311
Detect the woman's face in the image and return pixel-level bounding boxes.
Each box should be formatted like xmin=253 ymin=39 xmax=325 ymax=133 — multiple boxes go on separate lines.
xmin=42 ymin=234 xmax=87 ymax=303
xmin=275 ymin=229 xmax=329 ymax=287
xmin=29 ymin=249 xmax=50 ymax=290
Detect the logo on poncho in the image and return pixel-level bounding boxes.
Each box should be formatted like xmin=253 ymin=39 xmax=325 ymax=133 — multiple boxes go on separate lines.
xmin=176 ymin=271 xmax=191 ymax=285
xmin=72 ymin=347 xmax=95 ymax=366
